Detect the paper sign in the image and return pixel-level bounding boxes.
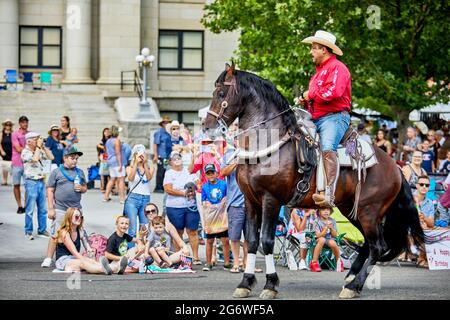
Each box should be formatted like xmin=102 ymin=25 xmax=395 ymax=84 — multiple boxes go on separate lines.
xmin=424 ymin=229 xmax=450 ymax=270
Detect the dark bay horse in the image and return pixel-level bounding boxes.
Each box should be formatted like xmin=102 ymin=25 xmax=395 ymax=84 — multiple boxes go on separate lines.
xmin=204 ymin=63 xmax=424 ymax=299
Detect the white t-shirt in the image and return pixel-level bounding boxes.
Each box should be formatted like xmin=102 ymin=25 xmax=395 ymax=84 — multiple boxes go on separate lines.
xmin=163 ymin=168 xmax=197 ymax=208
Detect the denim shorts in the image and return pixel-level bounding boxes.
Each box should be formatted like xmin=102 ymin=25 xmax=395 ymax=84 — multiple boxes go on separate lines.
xmin=313 ymin=111 xmax=350 ymax=152
xmin=227 ymin=206 xmax=247 ymax=241
xmin=50 ymin=209 xmax=66 ymax=236
xmin=11 ymin=166 xmax=24 ymax=186
xmin=166 ymin=207 xmax=200 ymax=231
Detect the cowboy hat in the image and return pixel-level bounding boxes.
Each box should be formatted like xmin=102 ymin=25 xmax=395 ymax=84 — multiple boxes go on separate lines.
xmin=302 ymin=30 xmax=343 ymax=56
xmin=414 ymin=121 xmax=428 ymax=135
xmin=166 ymin=120 xmax=180 ymax=132
xmin=48 ymin=124 xmax=60 ymax=135
xmin=159 ymin=115 xmax=171 ymax=126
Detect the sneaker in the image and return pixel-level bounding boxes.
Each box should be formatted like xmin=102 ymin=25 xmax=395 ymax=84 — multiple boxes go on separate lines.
xmin=17 ymin=207 xmax=24 ymax=214
xmin=118 ymin=256 xmax=128 ymax=274
xmin=100 ymin=256 xmax=113 ymax=275
xmin=202 ymin=264 xmax=213 ymax=271
xmin=25 ymin=233 xmax=34 ymax=240
xmin=37 ymin=231 xmax=51 ymax=238
xmin=102 ymin=198 xmax=111 ymax=202
xmin=336 ymin=258 xmax=344 ymax=272
xmin=298 ymin=259 xmax=308 ymax=270
xmin=41 ymin=257 xmax=53 ymax=268
xmin=310 ymin=261 xmax=322 ymax=272
xmin=223 ymin=263 xmax=232 ymax=271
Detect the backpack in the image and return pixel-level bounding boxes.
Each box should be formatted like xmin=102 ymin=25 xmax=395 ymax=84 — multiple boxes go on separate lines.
xmin=83 ymin=233 xmax=108 ymax=261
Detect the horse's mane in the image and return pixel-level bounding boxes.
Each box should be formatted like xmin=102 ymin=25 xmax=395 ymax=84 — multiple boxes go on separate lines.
xmin=216 ymin=70 xmax=299 ymax=133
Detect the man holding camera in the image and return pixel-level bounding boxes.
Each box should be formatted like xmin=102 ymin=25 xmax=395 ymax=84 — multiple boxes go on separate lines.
xmin=21 ymin=132 xmax=54 ymax=240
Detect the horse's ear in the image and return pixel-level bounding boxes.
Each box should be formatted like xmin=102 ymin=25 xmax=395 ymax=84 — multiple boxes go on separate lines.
xmin=226 ymin=61 xmax=236 ymax=76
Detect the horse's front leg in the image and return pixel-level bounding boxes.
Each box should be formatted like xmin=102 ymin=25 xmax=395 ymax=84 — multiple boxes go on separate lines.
xmin=259 ymin=195 xmax=281 ymax=299
xmin=233 ymin=203 xmax=260 ymax=298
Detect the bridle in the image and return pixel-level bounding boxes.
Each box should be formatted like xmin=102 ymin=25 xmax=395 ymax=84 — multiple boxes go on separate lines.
xmin=207 ymin=76 xmax=292 ymax=139
xmin=207 ymin=77 xmax=238 ymax=136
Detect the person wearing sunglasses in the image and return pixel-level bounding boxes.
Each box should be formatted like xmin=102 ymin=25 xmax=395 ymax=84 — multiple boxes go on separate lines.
xmin=143 ymin=203 xmax=191 ymax=266
xmin=54 ymin=208 xmax=119 ymax=274
xmin=415 ymin=175 xmax=435 ymax=230
xmin=414 ymin=175 xmax=435 ymax=269
xmin=123 ymin=144 xmax=155 ymax=246
xmin=163 ymin=152 xmax=201 ymax=264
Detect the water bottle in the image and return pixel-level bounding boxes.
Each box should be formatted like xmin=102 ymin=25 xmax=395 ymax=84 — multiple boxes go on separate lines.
xmin=138 ymin=259 xmax=146 ymax=274
xmin=74 ymin=174 xmax=81 ymax=192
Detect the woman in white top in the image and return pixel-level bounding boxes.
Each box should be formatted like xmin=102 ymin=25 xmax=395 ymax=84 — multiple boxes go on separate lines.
xmin=123 ymin=145 xmax=155 ymax=244
xmin=163 ymin=151 xmax=201 ymax=264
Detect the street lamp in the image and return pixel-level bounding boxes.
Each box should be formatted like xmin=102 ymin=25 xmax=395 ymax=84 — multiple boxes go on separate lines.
xmin=135 ymin=47 xmax=155 ymax=116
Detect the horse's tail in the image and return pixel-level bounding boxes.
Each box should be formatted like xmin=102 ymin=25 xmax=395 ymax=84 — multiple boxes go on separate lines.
xmin=378 ymin=174 xmax=424 ymax=262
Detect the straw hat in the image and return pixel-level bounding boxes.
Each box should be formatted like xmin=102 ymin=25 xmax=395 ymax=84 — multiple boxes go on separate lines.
xmin=2 ymin=119 xmax=13 ymax=126
xmin=302 ymin=30 xmax=343 ymax=56
xmin=414 ymin=121 xmax=428 ymax=135
xmin=166 ymin=120 xmax=180 ymax=132
xmin=159 ymin=115 xmax=171 ymax=126
xmin=48 ymin=124 xmax=59 ymax=135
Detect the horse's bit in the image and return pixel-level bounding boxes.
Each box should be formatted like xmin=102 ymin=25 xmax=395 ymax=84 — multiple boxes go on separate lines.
xmin=207 ymin=78 xmax=238 ymax=136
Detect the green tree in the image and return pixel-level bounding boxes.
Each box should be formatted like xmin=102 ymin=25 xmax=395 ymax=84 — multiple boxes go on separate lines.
xmin=202 ymin=0 xmax=449 ymax=143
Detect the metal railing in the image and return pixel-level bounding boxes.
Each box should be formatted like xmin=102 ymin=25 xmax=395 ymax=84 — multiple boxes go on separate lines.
xmin=120 ymin=70 xmax=143 ymax=99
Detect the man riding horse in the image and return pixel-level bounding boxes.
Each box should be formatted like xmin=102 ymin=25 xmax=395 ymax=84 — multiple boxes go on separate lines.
xmin=297 ymin=30 xmax=352 ymax=208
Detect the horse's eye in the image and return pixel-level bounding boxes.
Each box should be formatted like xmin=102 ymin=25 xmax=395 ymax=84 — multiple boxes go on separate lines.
xmin=218 ymin=91 xmax=225 ymax=99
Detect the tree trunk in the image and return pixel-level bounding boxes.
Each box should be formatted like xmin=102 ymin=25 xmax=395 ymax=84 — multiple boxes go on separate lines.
xmin=394 ymin=107 xmax=412 ymax=160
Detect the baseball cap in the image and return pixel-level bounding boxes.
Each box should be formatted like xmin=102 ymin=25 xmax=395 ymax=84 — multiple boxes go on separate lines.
xmin=357 ymin=123 xmax=365 ymax=131
xmin=63 ymin=145 xmax=83 ymax=157
xmin=204 ymin=164 xmax=216 ymax=173
xmin=25 ymin=132 xmax=40 ymax=140
xmin=18 ymin=115 xmax=29 ymax=122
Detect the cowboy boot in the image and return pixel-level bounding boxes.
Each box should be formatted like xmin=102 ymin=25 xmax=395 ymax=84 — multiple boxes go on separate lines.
xmin=312 ymin=151 xmax=338 ymax=207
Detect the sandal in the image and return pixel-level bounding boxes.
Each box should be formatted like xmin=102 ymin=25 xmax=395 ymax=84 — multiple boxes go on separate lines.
xmin=230 ymin=266 xmax=240 ymax=273
xmin=193 ymin=259 xmax=202 ymax=265
xmin=417 ymin=259 xmax=429 ymax=269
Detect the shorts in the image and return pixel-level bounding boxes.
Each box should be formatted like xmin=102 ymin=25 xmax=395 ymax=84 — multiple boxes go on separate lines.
xmin=166 ymin=207 xmax=200 ymax=231
xmin=227 ymin=206 xmax=247 ymax=241
xmin=11 ymin=166 xmax=24 ymax=185
xmin=205 ymin=230 xmax=229 ymax=239
xmin=55 ymin=255 xmax=76 ymax=271
xmin=50 ymin=209 xmax=66 ymax=236
xmin=99 ymin=162 xmax=109 ymax=176
xmin=109 ymin=166 xmax=126 ymax=178
xmin=0 ymin=160 xmax=11 ymax=173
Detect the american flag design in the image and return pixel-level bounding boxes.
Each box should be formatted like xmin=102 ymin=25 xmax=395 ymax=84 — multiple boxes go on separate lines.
xmin=180 ymin=254 xmax=193 ymax=268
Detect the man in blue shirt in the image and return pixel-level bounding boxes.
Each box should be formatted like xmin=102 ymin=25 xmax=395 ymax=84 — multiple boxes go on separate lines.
xmin=152 ymin=116 xmax=172 ymax=192
xmin=220 ymin=144 xmax=247 ymax=273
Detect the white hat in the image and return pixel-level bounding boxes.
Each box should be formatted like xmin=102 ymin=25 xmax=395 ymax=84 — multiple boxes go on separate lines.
xmin=302 ymin=30 xmax=343 ymax=56
xmin=25 ymin=132 xmax=40 ymax=140
xmin=414 ymin=121 xmax=428 ymax=135
xmin=169 ymin=151 xmax=182 ymax=160
xmin=132 ymin=144 xmax=146 ymax=155
xmin=166 ymin=120 xmax=180 ymax=132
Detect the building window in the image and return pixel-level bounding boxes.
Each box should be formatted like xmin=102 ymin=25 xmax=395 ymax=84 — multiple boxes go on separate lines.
xmin=159 ymin=31 xmax=203 ymax=71
xmin=19 ymin=26 xmax=62 ymax=68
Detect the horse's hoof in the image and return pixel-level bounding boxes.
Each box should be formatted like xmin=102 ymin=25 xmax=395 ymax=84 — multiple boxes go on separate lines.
xmin=339 ymin=288 xmax=359 ymax=299
xmin=259 ymin=289 xmax=278 ymax=300
xmin=344 ymin=275 xmax=356 ymax=284
xmin=233 ymin=288 xmax=251 ymax=298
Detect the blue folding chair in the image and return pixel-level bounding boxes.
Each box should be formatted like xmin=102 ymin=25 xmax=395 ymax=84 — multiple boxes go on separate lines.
xmin=22 ymin=72 xmax=34 ymax=91
xmin=5 ymin=69 xmax=18 ymax=90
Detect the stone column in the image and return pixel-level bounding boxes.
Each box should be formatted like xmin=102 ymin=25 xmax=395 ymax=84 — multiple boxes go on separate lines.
xmin=0 ymin=0 xmax=19 ymax=76
xmin=63 ymin=0 xmax=93 ymax=83
xmin=96 ymin=0 xmax=140 ymax=84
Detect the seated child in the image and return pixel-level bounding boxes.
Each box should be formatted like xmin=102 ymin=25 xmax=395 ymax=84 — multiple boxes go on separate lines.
xmin=201 ymin=163 xmax=230 ymax=271
xmin=145 ymin=216 xmax=173 ymax=268
xmin=104 ymin=216 xmax=146 ymax=274
xmin=290 ymin=208 xmax=317 ymax=270
xmin=310 ymin=207 xmax=343 ymax=273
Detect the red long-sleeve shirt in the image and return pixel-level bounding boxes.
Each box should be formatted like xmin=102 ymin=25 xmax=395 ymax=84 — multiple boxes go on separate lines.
xmin=308 ymin=55 xmax=352 ymax=120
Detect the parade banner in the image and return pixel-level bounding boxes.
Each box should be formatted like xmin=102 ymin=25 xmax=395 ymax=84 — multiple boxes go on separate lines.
xmin=424 ymin=229 xmax=450 ymax=270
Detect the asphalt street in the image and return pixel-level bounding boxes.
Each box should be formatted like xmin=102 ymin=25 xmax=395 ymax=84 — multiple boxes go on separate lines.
xmin=0 ymin=183 xmax=449 ymax=300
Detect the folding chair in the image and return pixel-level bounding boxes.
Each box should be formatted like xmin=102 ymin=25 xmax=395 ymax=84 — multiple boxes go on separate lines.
xmin=305 ymin=232 xmax=346 ymax=270
xmin=22 ymin=72 xmax=34 ymax=91
xmin=5 ymin=69 xmax=18 ymax=90
xmin=40 ymin=72 xmax=52 ymax=90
